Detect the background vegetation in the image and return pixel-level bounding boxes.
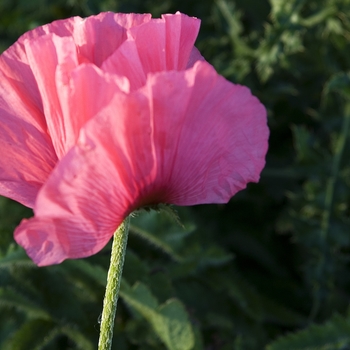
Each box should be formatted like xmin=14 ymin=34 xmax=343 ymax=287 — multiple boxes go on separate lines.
xmin=1 ymin=0 xmax=350 ymax=349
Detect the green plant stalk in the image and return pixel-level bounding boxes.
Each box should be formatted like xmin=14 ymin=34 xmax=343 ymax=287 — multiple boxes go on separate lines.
xmin=321 ymin=103 xmax=350 ymax=238
xmin=98 ymin=216 xmax=130 ymax=350
xmin=309 ymin=102 xmax=350 ymax=321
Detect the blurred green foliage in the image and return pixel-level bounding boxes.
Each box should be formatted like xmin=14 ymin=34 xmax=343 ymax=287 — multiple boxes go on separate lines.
xmin=1 ymin=0 xmax=350 ymax=349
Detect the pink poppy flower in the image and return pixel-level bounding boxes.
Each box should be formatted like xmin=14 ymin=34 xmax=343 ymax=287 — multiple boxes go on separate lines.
xmin=0 ymin=12 xmax=269 ymax=266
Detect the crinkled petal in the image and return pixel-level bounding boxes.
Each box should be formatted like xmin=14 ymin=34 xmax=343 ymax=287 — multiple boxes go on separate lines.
xmin=101 ymin=12 xmax=201 ymax=90
xmin=101 ymin=40 xmax=147 ymax=90
xmin=25 ymin=33 xmax=130 ymax=156
xmin=128 ymin=12 xmax=200 ymax=73
xmin=111 ymin=12 xmax=152 ymax=29
xmin=162 ymin=12 xmax=201 ymax=70
xmin=57 ymin=63 xmax=130 ymax=150
xmin=18 ymin=16 xmax=80 ymax=40
xmin=0 ymin=28 xmax=46 ymax=131
xmin=145 ymin=60 xmax=268 ymax=205
xmin=15 ymin=60 xmax=268 ymax=265
xmin=0 ymin=34 xmax=57 ymax=207
xmin=15 ymin=91 xmax=155 ymax=266
xmin=72 ymin=12 xmax=152 ymax=66
xmin=25 ymin=34 xmax=79 ymax=158
xmin=186 ymin=47 xmax=205 ymax=68
xmin=0 ymin=108 xmax=57 ymax=207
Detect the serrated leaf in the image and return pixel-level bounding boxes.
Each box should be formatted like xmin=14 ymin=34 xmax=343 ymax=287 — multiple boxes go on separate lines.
xmin=196 ymin=246 xmax=234 ymax=268
xmin=63 ymin=259 xmax=107 ymax=287
xmin=323 ymin=72 xmax=350 ymax=100
xmin=130 ymin=224 xmax=183 ymax=262
xmin=130 ymin=210 xmax=195 ymax=262
xmin=291 ymin=125 xmax=319 ymax=164
xmin=259 ymin=294 xmax=305 ymax=326
xmin=155 ymin=300 xmax=194 ymax=350
xmin=121 ymin=282 xmax=194 ymax=350
xmin=122 ymin=281 xmax=158 ymax=310
xmin=266 ymin=313 xmax=350 ymax=350
xmin=1 ymin=319 xmax=58 ymax=350
xmin=0 ymin=247 xmax=35 ymax=269
xmin=0 ymin=287 xmax=50 ymax=320
xmin=63 ymin=260 xmax=194 ymax=349
xmin=300 ymin=6 xmax=336 ymax=27
xmin=61 ymin=325 xmax=94 ymax=350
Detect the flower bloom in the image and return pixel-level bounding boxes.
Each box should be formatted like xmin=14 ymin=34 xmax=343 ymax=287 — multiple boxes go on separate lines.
xmin=0 ymin=12 xmax=269 ymax=266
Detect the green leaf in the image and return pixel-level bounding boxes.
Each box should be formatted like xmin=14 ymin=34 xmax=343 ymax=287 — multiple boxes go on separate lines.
xmin=323 ymin=72 xmax=350 ymax=100
xmin=0 ymin=287 xmax=50 ymax=320
xmin=64 ymin=260 xmax=195 ymax=349
xmin=291 ymin=125 xmax=320 ymax=164
xmin=300 ymin=7 xmax=336 ymax=27
xmin=1 ymin=319 xmax=58 ymax=350
xmin=61 ymin=325 xmax=95 ymax=350
xmin=130 ymin=210 xmax=195 ymax=262
xmin=0 ymin=248 xmax=34 ymax=269
xmin=130 ymin=223 xmax=183 ymax=262
xmin=266 ymin=313 xmax=350 ymax=350
xmin=63 ymin=259 xmax=107 ymax=287
xmin=121 ymin=282 xmax=195 ymax=350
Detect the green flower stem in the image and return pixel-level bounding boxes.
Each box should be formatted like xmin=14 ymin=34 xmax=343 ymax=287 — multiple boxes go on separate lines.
xmin=98 ymin=216 xmax=130 ymax=350
xmin=309 ymin=102 xmax=350 ymax=321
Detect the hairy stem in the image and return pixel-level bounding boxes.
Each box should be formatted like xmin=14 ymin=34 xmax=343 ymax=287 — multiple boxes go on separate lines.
xmin=98 ymin=217 xmax=130 ymax=350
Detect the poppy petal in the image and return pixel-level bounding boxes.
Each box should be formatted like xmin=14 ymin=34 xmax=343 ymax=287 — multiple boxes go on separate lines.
xmin=128 ymin=12 xmax=200 ymax=73
xmin=15 ymin=61 xmax=268 ymax=265
xmin=71 ymin=12 xmax=128 ymax=66
xmin=146 ymin=60 xmax=268 ymax=205
xmin=15 ymin=91 xmax=154 ymax=266
xmin=57 ymin=63 xmax=130 ymax=150
xmin=101 ymin=40 xmax=147 ymax=90
xmin=0 ymin=35 xmax=57 ymax=207
xmin=25 ymin=34 xmax=79 ymax=158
